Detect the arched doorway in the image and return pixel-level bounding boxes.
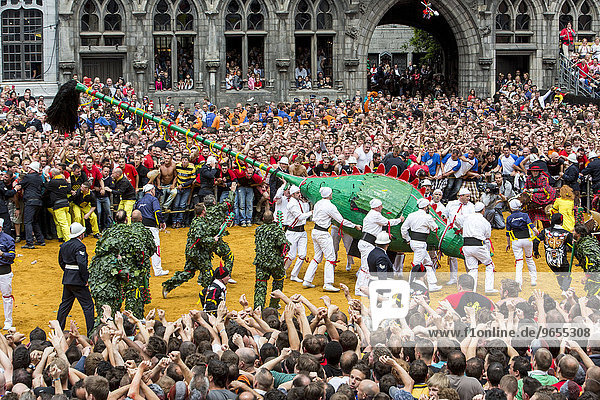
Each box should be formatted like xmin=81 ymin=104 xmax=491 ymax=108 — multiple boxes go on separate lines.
xmin=356 ymin=0 xmax=484 ymax=97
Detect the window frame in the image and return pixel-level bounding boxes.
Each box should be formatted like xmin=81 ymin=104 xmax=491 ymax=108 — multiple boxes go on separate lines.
xmin=1 ymin=7 xmax=43 ymax=81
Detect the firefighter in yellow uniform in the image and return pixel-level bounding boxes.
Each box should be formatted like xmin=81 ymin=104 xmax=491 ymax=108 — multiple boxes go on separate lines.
xmin=70 ymin=181 xmax=100 ymax=238
xmin=45 ymin=168 xmax=72 ymax=242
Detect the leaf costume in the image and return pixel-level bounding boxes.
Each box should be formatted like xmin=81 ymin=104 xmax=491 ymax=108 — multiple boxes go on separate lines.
xmin=253 ymin=221 xmax=289 ymax=309
xmin=574 ymin=234 xmax=600 ymax=296
xmin=124 ymin=222 xmax=156 ymax=318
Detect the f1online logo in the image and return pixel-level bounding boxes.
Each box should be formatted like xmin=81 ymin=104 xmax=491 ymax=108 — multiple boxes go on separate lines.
xmin=368 ymin=280 xmax=410 ymax=330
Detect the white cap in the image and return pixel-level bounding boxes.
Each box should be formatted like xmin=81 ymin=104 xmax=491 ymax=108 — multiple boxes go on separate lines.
xmin=417 ymin=198 xmax=430 ymax=209
xmin=29 ymin=161 xmax=40 ymax=173
xmin=289 ymin=185 xmax=300 ymax=195
xmin=509 ymin=198 xmax=522 ymax=210
xmin=433 ymin=188 xmax=443 ymax=195
xmin=348 ymin=156 xmax=357 ymax=164
xmin=320 ymin=187 xmax=332 ymax=198
xmin=69 ymin=222 xmax=86 ymax=239
xmin=458 ymin=188 xmax=471 ymax=196
xmin=370 ymin=198 xmax=383 ymax=208
xmin=567 ymin=153 xmax=578 ymax=163
xmin=589 ymin=151 xmax=598 ymax=159
xmin=474 ymin=202 xmax=485 ymax=212
xmin=143 ymin=184 xmax=155 ymax=193
xmin=421 ymin=179 xmax=432 ymax=186
xmin=279 ymin=157 xmax=289 ymax=165
xmin=375 ymin=232 xmax=391 ymax=245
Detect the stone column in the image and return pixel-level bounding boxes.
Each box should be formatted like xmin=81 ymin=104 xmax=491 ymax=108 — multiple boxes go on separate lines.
xmin=275 ymin=59 xmax=290 ymax=101
xmin=344 ymin=58 xmax=359 ymax=97
xmin=206 ymin=60 xmax=220 ymax=101
xmin=132 ymin=9 xmax=149 ymax=95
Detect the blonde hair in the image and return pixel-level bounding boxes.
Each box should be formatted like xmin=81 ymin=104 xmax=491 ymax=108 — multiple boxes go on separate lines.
xmin=560 ymin=185 xmax=574 ymax=200
xmin=427 ymin=372 xmax=450 ymax=389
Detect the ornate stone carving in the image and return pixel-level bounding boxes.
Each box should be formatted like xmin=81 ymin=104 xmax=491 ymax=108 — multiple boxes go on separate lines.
xmin=344 ymin=59 xmax=360 ymax=68
xmin=479 ymin=26 xmax=491 ymax=36
xmin=345 ymin=27 xmax=358 ymax=39
xmin=133 ymin=60 xmax=148 ymax=72
xmin=358 ymin=2 xmax=367 ymax=14
xmin=276 ymin=59 xmax=290 ymax=71
xmin=478 ymin=58 xmax=492 ymax=69
xmin=542 ymin=57 xmax=556 ymax=70
xmin=59 ymin=61 xmax=76 ymax=71
xmin=205 ymin=60 xmax=220 ymax=71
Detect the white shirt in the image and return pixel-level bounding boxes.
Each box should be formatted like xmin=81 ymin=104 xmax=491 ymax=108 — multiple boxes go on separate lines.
xmin=362 ymin=209 xmax=403 ymax=237
xmin=284 ymin=196 xmax=311 ymax=227
xmin=355 ymin=145 xmax=373 ymax=171
xmin=432 ymin=201 xmax=447 ymax=216
xmin=462 ymin=212 xmax=492 ymax=241
xmin=312 ymin=198 xmax=357 ymax=229
xmin=273 ymin=186 xmax=289 ymax=221
xmin=401 ymin=209 xmax=438 ymax=242
xmin=446 ymin=200 xmax=475 ymax=228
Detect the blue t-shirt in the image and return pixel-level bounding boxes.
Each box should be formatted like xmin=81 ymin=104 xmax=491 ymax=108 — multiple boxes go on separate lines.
xmin=422 ymin=152 xmax=441 ymax=175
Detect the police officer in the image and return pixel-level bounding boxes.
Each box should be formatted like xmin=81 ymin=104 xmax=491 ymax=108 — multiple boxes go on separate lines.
xmin=45 ymin=168 xmax=71 ymax=242
xmin=460 ymin=202 xmax=496 ymax=294
xmin=285 ymin=185 xmax=312 ymax=284
xmin=0 ymin=219 xmax=15 ymax=330
xmin=302 ymin=187 xmax=361 ymax=292
xmin=582 ymin=151 xmax=600 ymax=194
xmin=15 ymin=161 xmax=45 ymax=249
xmin=202 ymin=265 xmax=231 ymax=314
xmin=135 ymin=184 xmax=169 ymax=276
xmin=367 ymin=232 xmax=394 ymax=280
xmin=401 ymin=198 xmax=441 ymax=291
xmin=355 ymin=198 xmax=404 ymax=296
xmin=57 ymin=222 xmax=95 ymax=336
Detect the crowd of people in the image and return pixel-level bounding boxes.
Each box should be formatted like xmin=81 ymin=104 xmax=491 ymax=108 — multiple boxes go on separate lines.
xmin=367 ymin=61 xmax=449 ymax=97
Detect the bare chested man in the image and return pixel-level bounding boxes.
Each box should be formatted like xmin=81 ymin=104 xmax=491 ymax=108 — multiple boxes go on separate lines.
xmin=159 ymin=153 xmax=177 ymax=210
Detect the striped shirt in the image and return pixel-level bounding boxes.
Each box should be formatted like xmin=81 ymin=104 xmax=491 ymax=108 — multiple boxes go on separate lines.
xmin=176 ymin=163 xmax=197 ymax=187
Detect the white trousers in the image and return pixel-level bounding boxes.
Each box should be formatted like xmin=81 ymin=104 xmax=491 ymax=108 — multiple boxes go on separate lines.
xmin=149 ymin=227 xmax=166 ymax=276
xmin=393 ymin=253 xmax=405 ymax=273
xmin=304 ymin=230 xmax=336 ymax=285
xmin=287 ymin=230 xmax=308 ymax=278
xmin=512 ymin=238 xmax=537 ymax=286
xmin=449 ymin=257 xmax=459 ymax=282
xmin=463 ymin=245 xmax=495 ymax=292
xmin=410 ymin=241 xmax=438 ymax=285
xmin=331 ymin=225 xmax=354 ymax=266
xmin=356 ymin=240 xmax=374 ymax=294
xmin=0 ymin=273 xmax=13 ymax=327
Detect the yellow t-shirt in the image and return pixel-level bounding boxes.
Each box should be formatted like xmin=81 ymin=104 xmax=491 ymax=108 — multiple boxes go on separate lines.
xmin=552 ymin=197 xmax=575 ymax=231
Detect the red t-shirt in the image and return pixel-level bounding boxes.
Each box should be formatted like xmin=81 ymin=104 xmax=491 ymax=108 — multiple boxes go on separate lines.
xmin=83 ymin=165 xmax=102 ymax=186
xmin=143 ymin=153 xmax=155 ymax=170
xmin=441 ymin=291 xmax=494 ymax=317
xmin=122 ymin=163 xmax=138 ymax=188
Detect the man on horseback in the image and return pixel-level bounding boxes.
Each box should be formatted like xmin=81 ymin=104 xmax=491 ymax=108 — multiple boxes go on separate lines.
xmin=524 ymin=164 xmax=556 ymax=227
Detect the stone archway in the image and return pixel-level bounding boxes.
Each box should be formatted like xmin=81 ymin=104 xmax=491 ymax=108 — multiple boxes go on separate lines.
xmin=353 ymin=0 xmax=486 ymax=97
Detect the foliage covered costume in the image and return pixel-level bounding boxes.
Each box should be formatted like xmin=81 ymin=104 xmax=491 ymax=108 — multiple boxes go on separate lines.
xmin=162 ymin=215 xmax=215 ymax=292
xmin=124 ymin=222 xmax=156 ymax=318
xmin=253 ymin=222 xmax=289 ymax=309
xmin=204 ymin=190 xmax=235 ymax=277
xmin=574 ymin=235 xmax=600 ymax=296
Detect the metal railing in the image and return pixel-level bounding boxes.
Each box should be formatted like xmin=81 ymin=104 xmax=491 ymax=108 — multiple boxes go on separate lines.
xmin=557 ymin=52 xmax=600 ymax=98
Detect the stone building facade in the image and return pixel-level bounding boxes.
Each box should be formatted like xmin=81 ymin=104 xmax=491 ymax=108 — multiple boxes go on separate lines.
xmin=0 ymin=0 xmax=598 ymax=102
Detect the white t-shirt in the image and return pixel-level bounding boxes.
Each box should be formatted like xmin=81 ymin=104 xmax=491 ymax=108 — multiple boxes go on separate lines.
xmin=355 ymin=145 xmax=373 ymax=171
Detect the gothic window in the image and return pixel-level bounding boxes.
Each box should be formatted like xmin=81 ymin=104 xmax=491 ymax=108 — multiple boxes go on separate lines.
xmin=578 ymin=0 xmax=592 ymax=31
xmin=295 ymin=0 xmax=311 ymax=30
xmin=294 ymin=0 xmax=335 ymax=88
xmin=1 ymin=8 xmax=43 ymax=80
xmin=80 ymin=0 xmax=124 ymax=45
xmin=224 ymin=0 xmax=268 ymax=89
xmin=153 ymin=0 xmax=197 ymax=90
xmin=515 ymin=1 xmax=530 ymax=30
xmin=559 ymin=2 xmax=574 ymax=30
xmin=495 ymin=1 xmax=511 ymax=30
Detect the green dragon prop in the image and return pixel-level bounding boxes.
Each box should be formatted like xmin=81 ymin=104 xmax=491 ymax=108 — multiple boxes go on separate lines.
xmin=47 ymin=81 xmax=464 ymax=258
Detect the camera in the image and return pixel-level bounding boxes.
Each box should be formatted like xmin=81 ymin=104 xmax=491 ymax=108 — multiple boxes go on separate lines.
xmin=485 ymin=182 xmax=499 ymax=194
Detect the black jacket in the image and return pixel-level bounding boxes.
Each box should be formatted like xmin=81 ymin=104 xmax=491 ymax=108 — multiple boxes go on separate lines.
xmin=367 ymin=246 xmax=393 ymax=278
xmin=199 ymin=165 xmax=218 ymax=191
xmin=20 ymin=173 xmax=43 ymax=205
xmin=58 ymin=238 xmax=89 ymax=286
xmin=0 ymin=181 xmax=16 ymax=214
xmin=563 ymin=164 xmax=580 ymax=192
xmin=582 ymin=158 xmax=600 ymax=188
xmin=45 ymin=177 xmax=71 ymax=209
xmin=112 ymin=176 xmax=136 ymax=201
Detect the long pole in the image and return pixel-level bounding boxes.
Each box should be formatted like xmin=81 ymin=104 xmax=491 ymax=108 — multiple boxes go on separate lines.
xmin=76 ymin=82 xmax=286 ymax=179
